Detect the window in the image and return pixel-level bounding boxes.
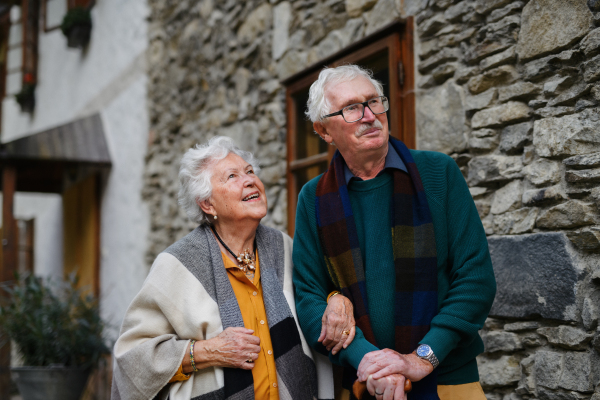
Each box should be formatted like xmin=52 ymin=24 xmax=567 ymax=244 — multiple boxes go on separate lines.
xmin=0 ymin=8 xmax=11 ymax=128
xmin=4 ymin=1 xmax=38 ymax=97
xmin=42 ymin=0 xmax=92 ymax=32
xmin=282 ymin=19 xmax=416 ymax=234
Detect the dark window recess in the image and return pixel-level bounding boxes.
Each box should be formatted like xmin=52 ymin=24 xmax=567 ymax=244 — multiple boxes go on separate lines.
xmin=282 ymin=19 xmax=416 ymax=234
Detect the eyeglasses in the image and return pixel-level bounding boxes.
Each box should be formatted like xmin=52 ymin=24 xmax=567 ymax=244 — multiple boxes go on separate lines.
xmin=322 ymin=96 xmax=389 ymax=123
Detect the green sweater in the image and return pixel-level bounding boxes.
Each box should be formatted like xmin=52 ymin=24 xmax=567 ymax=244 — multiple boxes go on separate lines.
xmin=292 ymin=149 xmax=496 ymax=385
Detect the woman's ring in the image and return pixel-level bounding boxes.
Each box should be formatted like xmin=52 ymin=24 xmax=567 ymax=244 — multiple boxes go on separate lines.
xmin=342 ymin=330 xmax=350 ymax=335
xmin=375 ymin=391 xmax=383 ymax=396
xmin=247 ymin=359 xmax=252 ymax=363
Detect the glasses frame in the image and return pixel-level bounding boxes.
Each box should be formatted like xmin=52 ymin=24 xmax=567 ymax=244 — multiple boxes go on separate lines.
xmin=322 ymin=96 xmax=389 ymax=123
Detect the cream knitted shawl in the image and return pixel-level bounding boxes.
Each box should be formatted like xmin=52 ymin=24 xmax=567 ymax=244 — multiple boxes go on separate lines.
xmin=111 ymin=225 xmax=334 ymax=400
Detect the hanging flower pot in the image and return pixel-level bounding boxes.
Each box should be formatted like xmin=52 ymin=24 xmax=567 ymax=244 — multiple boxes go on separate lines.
xmin=15 ymin=83 xmax=35 ymax=113
xmin=60 ymin=7 xmax=92 ymax=49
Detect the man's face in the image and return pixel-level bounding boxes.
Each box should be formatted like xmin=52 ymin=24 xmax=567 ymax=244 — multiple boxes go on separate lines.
xmin=314 ymin=76 xmax=389 ymax=159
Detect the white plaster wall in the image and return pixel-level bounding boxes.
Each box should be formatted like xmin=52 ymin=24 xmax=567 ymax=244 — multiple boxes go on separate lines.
xmin=1 ymin=0 xmax=150 ymax=338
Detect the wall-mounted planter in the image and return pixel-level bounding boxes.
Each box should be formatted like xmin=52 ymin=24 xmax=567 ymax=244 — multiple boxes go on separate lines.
xmin=61 ymin=8 xmax=92 ymax=49
xmin=15 ymin=83 xmax=35 ymax=113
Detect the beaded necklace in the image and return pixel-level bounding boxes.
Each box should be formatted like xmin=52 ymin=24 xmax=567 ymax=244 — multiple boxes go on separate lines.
xmin=211 ymin=226 xmax=256 ymax=273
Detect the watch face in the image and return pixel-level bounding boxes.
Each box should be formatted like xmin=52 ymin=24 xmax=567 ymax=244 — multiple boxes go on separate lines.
xmin=417 ymin=344 xmax=431 ymax=357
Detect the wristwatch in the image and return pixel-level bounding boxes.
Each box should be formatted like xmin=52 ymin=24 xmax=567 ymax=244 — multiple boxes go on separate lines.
xmin=416 ymin=344 xmax=439 ymax=369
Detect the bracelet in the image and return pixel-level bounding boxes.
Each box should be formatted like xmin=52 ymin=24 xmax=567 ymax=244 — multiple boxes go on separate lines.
xmin=189 ymin=340 xmax=198 ymax=372
xmin=327 ymin=290 xmax=341 ymax=303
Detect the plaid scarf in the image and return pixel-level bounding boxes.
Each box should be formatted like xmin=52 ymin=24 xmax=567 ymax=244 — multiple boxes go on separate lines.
xmin=315 ymin=137 xmax=439 ymax=399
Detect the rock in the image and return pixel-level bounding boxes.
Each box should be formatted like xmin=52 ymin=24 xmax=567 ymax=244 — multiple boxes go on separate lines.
xmin=590 ymin=0 xmax=600 ymax=11
xmin=272 ymin=1 xmax=292 ymax=60
xmin=499 ymin=121 xmax=532 ymax=154
xmin=417 ymin=80 xmax=467 ymax=154
xmin=480 ymin=46 xmax=516 ymax=71
xmin=493 ymin=207 xmax=539 ymax=234
xmin=533 ymin=108 xmax=600 ymax=157
xmin=478 ymin=355 xmax=521 ymax=388
xmin=469 ymin=136 xmax=499 ymax=151
xmin=523 ymin=185 xmax=567 ymax=206
xmin=583 ymin=54 xmax=600 ymax=83
xmin=418 ymin=47 xmax=461 ymax=73
xmin=467 ymin=65 xmax=519 ymax=94
xmin=471 ymin=101 xmax=531 ymax=128
xmin=491 ymin=180 xmax=523 ymax=214
xmin=487 ymin=2 xmax=524 ymax=23
xmin=523 ymin=54 xmax=562 ymax=81
xmin=471 ymin=128 xmax=497 ymax=138
xmin=445 ymin=1 xmax=473 ymax=22
xmin=517 ymin=355 xmax=536 ymax=395
xmin=470 ymin=186 xmax=489 ymax=198
xmin=533 ymin=106 xmax=576 ymax=118
xmin=417 ymin=13 xmax=447 ymax=38
xmin=431 ymin=63 xmax=456 ymax=83
xmin=483 ymin=331 xmax=523 ymax=352
xmin=593 ymin=85 xmax=600 ymax=101
xmin=276 ymin=50 xmax=307 ymax=79
xmin=565 ymin=168 xmax=600 ymax=183
xmin=489 ymin=233 xmax=579 ymax=321
xmin=580 ymin=27 xmax=600 ymax=56
xmin=345 ymin=0 xmax=377 ymax=18
xmin=364 ymin=0 xmax=400 ymax=35
xmin=536 ymin=200 xmax=597 ymax=229
xmin=543 ymin=75 xmax=575 ymax=96
xmin=237 ymin=3 xmax=272 ymax=43
xmin=582 ymin=297 xmax=598 ymax=330
xmin=537 ymin=326 xmax=594 ymax=350
xmin=465 ymin=88 xmax=497 ymax=112
xmin=516 ymin=0 xmax=593 ymax=61
xmin=498 ymin=81 xmax=541 ymax=102
xmin=592 ymin=187 xmax=600 ymax=209
xmin=468 ymin=155 xmax=524 ymax=185
xmin=575 ymin=99 xmax=597 ymax=111
xmin=455 ymin=65 xmax=479 ymax=84
xmin=419 ymin=38 xmax=441 ymax=60
xmin=504 ymin=321 xmax=539 ymax=331
xmin=566 ymin=227 xmax=600 ymax=250
xmin=475 ymin=0 xmax=513 ymax=15
xmin=559 ymin=351 xmax=600 ymax=392
xmin=523 ymin=159 xmax=561 ymax=186
xmin=522 ymin=145 xmax=536 ymax=165
xmin=535 ymin=350 xmax=563 ymax=389
xmin=528 ymin=99 xmax=547 ymax=109
xmin=547 ymin=83 xmax=593 ymax=107
xmin=475 ymin=198 xmax=492 ymax=218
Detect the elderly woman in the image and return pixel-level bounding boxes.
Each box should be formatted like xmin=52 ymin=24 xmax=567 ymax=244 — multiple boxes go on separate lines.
xmin=111 ymin=136 xmax=355 ymax=400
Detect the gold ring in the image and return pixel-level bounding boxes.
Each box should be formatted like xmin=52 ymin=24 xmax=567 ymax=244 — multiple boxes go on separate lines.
xmin=342 ymin=330 xmax=350 ymax=335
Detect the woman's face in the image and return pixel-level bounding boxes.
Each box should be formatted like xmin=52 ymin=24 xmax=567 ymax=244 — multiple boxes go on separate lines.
xmin=204 ymin=153 xmax=267 ymax=225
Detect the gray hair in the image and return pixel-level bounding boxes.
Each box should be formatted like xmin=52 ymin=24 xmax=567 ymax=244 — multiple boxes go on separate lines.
xmin=178 ymin=136 xmax=261 ymax=225
xmin=305 ymin=64 xmax=385 ymax=123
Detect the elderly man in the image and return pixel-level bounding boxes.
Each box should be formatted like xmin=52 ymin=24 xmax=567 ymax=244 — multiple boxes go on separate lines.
xmin=292 ymin=64 xmax=496 ymax=400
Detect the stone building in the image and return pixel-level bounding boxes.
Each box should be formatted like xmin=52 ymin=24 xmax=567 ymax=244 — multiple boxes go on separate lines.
xmin=145 ymin=0 xmax=600 ymax=398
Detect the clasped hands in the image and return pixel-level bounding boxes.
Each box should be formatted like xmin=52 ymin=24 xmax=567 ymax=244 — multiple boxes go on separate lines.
xmin=320 ymin=296 xmax=433 ymax=400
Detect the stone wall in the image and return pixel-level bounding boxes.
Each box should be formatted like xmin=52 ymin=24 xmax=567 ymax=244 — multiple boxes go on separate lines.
xmin=414 ymin=0 xmax=600 ymax=398
xmin=145 ymin=0 xmax=600 ymax=398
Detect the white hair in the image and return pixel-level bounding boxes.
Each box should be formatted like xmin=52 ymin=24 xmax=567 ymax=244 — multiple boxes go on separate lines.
xmin=305 ymin=64 xmax=385 ymax=123
xmin=178 ymin=136 xmax=261 ymax=225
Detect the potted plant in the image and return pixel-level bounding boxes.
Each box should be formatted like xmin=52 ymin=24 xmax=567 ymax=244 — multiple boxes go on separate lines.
xmin=60 ymin=7 xmax=92 ymax=48
xmin=0 ymin=275 xmax=110 ymax=400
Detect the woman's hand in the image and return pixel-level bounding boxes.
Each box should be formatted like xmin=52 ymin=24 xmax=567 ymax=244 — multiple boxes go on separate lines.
xmin=184 ymin=327 xmax=261 ymax=372
xmin=318 ymin=294 xmax=355 ymax=355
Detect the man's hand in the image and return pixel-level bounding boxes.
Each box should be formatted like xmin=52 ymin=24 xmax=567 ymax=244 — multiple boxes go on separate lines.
xmin=357 ymin=349 xmax=433 ymax=382
xmin=318 ymin=294 xmax=355 ymax=355
xmin=366 ymin=373 xmax=408 ymax=400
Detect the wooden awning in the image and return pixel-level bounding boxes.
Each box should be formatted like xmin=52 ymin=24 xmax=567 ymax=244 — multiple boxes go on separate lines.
xmin=0 ymin=113 xmax=112 ymax=193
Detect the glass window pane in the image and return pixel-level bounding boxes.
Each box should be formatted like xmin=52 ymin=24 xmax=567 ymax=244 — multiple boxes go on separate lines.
xmin=9 ymin=23 xmax=21 ymax=47
xmin=294 ymin=162 xmax=328 ymax=197
xmin=6 ymin=70 xmax=22 ymax=94
xmin=293 ymin=87 xmax=328 ymax=160
xmin=46 ymin=0 xmax=67 ymax=29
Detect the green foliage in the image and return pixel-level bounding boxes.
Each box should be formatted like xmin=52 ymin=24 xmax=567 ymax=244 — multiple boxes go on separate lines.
xmin=60 ymin=7 xmax=92 ymax=36
xmin=14 ymin=83 xmax=35 ymax=108
xmin=0 ymin=275 xmax=109 ymax=369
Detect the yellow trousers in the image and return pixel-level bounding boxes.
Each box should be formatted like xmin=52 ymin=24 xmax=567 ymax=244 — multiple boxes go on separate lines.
xmin=336 ymin=382 xmax=486 ymax=399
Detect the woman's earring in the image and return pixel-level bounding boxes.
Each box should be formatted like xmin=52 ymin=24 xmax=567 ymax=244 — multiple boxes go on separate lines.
xmin=214 ymin=214 xmax=217 ymax=220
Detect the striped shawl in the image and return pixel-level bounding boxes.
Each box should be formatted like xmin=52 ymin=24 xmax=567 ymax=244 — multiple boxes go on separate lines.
xmin=111 ymin=224 xmax=334 ymax=400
